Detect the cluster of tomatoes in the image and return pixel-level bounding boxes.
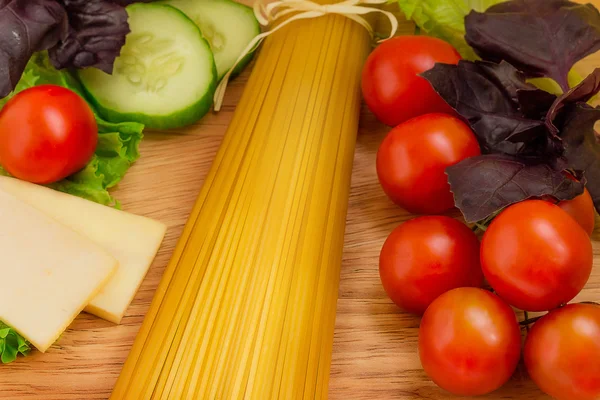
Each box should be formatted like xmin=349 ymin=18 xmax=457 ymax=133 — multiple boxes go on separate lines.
xmin=362 ymin=36 xmax=600 ymax=399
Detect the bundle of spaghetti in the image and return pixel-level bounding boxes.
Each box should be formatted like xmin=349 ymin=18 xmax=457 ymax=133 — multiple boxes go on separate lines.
xmin=111 ymin=2 xmax=371 ymax=398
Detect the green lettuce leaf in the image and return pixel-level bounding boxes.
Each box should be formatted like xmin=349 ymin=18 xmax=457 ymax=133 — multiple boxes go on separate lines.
xmin=0 ymin=52 xmax=144 ymax=207
xmin=0 ymin=322 xmax=30 ymax=364
xmin=397 ymin=0 xmax=507 ymax=59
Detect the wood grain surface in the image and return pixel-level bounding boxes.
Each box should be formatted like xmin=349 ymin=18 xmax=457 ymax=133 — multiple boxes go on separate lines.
xmin=1 ymin=2 xmax=599 ymax=399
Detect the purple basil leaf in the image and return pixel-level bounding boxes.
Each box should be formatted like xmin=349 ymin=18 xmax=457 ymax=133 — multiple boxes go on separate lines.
xmin=0 ymin=0 xmax=67 ymax=97
xmin=422 ymin=61 xmax=546 ymax=154
xmin=546 ymin=68 xmax=600 ymax=134
xmin=476 ymin=61 xmax=557 ymax=131
xmin=48 ymin=0 xmax=130 ymax=73
xmin=477 ymin=60 xmax=533 ymax=102
xmin=561 ymin=103 xmax=600 ymax=212
xmin=447 ymin=154 xmax=584 ymax=223
xmin=517 ymin=88 xmax=558 ymax=120
xmin=465 ymin=0 xmax=600 ymax=92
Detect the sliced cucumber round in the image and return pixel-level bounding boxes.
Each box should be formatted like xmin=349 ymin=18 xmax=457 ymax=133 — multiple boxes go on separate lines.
xmin=160 ymin=0 xmax=260 ymax=80
xmin=78 ymin=3 xmax=217 ymax=130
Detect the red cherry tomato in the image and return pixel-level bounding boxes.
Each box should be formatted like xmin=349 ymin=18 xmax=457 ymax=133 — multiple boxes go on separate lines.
xmin=361 ymin=36 xmax=461 ymax=126
xmin=557 ymin=187 xmax=595 ymax=236
xmin=525 ymin=303 xmax=600 ymax=400
xmin=419 ymin=287 xmax=522 ymax=396
xmin=376 ymin=113 xmax=481 ymax=214
xmin=379 ymin=216 xmax=483 ymax=315
xmin=481 ymin=200 xmax=593 ymax=312
xmin=0 ymin=85 xmax=98 ymax=184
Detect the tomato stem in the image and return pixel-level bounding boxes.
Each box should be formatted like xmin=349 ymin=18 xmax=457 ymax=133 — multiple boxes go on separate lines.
xmin=522 ymin=311 xmax=531 ymax=332
xmin=472 ymin=212 xmax=500 ymax=234
xmin=520 ymin=315 xmax=543 ymax=326
xmin=521 ymin=303 xmax=598 ymax=329
xmin=475 ymin=222 xmax=488 ymax=232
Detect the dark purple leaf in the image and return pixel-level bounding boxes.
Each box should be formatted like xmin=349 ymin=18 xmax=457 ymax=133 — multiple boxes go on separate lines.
xmin=0 ymin=0 xmax=67 ymax=97
xmin=561 ymin=103 xmax=600 ymax=212
xmin=465 ymin=0 xmax=600 ymax=92
xmin=48 ymin=0 xmax=130 ymax=73
xmin=422 ymin=61 xmax=546 ymax=154
xmin=546 ymin=68 xmax=600 ymax=134
xmin=447 ymin=154 xmax=584 ymax=222
xmin=477 ymin=60 xmax=532 ymax=102
xmin=479 ymin=61 xmax=557 ymax=117
xmin=517 ymin=88 xmax=557 ymax=120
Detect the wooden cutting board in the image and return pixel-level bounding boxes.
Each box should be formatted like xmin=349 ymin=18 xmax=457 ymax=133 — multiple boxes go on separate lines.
xmin=0 ymin=2 xmax=598 ymax=399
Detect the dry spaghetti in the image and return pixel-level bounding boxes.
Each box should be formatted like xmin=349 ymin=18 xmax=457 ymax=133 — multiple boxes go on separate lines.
xmin=111 ymin=1 xmax=375 ymax=398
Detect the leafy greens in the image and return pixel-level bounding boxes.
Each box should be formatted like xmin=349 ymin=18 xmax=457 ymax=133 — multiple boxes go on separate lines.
xmin=0 ymin=322 xmax=30 ymax=364
xmin=420 ymin=0 xmax=600 ymax=223
xmin=0 ymin=53 xmax=143 ymax=207
xmin=560 ymin=103 xmax=600 ymax=208
xmin=447 ymin=155 xmax=584 ymax=223
xmin=421 ymin=61 xmax=552 ymax=156
xmin=396 ymin=0 xmax=507 ymax=59
xmin=465 ymin=0 xmax=600 ymax=92
xmin=0 ymin=0 xmax=135 ymax=98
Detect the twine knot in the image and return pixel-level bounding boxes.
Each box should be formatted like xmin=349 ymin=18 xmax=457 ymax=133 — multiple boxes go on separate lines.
xmin=214 ymin=0 xmax=398 ymax=111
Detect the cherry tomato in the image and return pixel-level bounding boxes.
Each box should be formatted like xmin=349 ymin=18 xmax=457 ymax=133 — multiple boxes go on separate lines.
xmin=376 ymin=113 xmax=480 ymax=214
xmin=379 ymin=216 xmax=483 ymax=315
xmin=525 ymin=303 xmax=600 ymax=400
xmin=557 ymin=187 xmax=595 ymax=236
xmin=0 ymin=85 xmax=98 ymax=184
xmin=481 ymin=200 xmax=593 ymax=312
xmin=419 ymin=287 xmax=521 ymax=396
xmin=361 ymin=36 xmax=461 ymax=126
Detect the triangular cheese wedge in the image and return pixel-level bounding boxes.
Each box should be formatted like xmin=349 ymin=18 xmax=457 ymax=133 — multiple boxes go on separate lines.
xmin=0 ymin=189 xmax=117 ymax=352
xmin=0 ymin=176 xmax=167 ymax=324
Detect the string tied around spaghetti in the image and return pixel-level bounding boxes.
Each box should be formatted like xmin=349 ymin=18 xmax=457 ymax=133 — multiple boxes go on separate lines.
xmin=213 ymin=0 xmax=398 ymax=111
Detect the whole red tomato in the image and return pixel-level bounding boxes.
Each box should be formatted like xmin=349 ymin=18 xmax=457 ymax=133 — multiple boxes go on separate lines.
xmin=525 ymin=303 xmax=600 ymax=400
xmin=557 ymin=187 xmax=595 ymax=236
xmin=379 ymin=216 xmax=483 ymax=315
xmin=0 ymin=85 xmax=98 ymax=184
xmin=376 ymin=113 xmax=480 ymax=214
xmin=419 ymin=287 xmax=522 ymax=396
xmin=481 ymin=200 xmax=593 ymax=312
xmin=361 ymin=36 xmax=461 ymax=126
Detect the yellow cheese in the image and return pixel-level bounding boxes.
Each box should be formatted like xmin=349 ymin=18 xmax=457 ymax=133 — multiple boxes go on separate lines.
xmin=0 ymin=189 xmax=117 ymax=352
xmin=0 ymin=176 xmax=167 ymax=324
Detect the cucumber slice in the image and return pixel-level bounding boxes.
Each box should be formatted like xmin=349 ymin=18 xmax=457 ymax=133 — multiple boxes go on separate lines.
xmin=78 ymin=3 xmax=217 ymax=130
xmin=160 ymin=0 xmax=260 ymax=80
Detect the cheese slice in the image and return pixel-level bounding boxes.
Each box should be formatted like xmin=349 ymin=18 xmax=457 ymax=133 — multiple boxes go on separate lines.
xmin=0 ymin=189 xmax=117 ymax=352
xmin=0 ymin=177 xmax=166 ymax=324
xmin=0 ymin=176 xmax=167 ymax=324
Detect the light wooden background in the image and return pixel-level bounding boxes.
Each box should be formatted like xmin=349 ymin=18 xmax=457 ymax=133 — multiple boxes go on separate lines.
xmin=0 ymin=2 xmax=599 ymax=399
